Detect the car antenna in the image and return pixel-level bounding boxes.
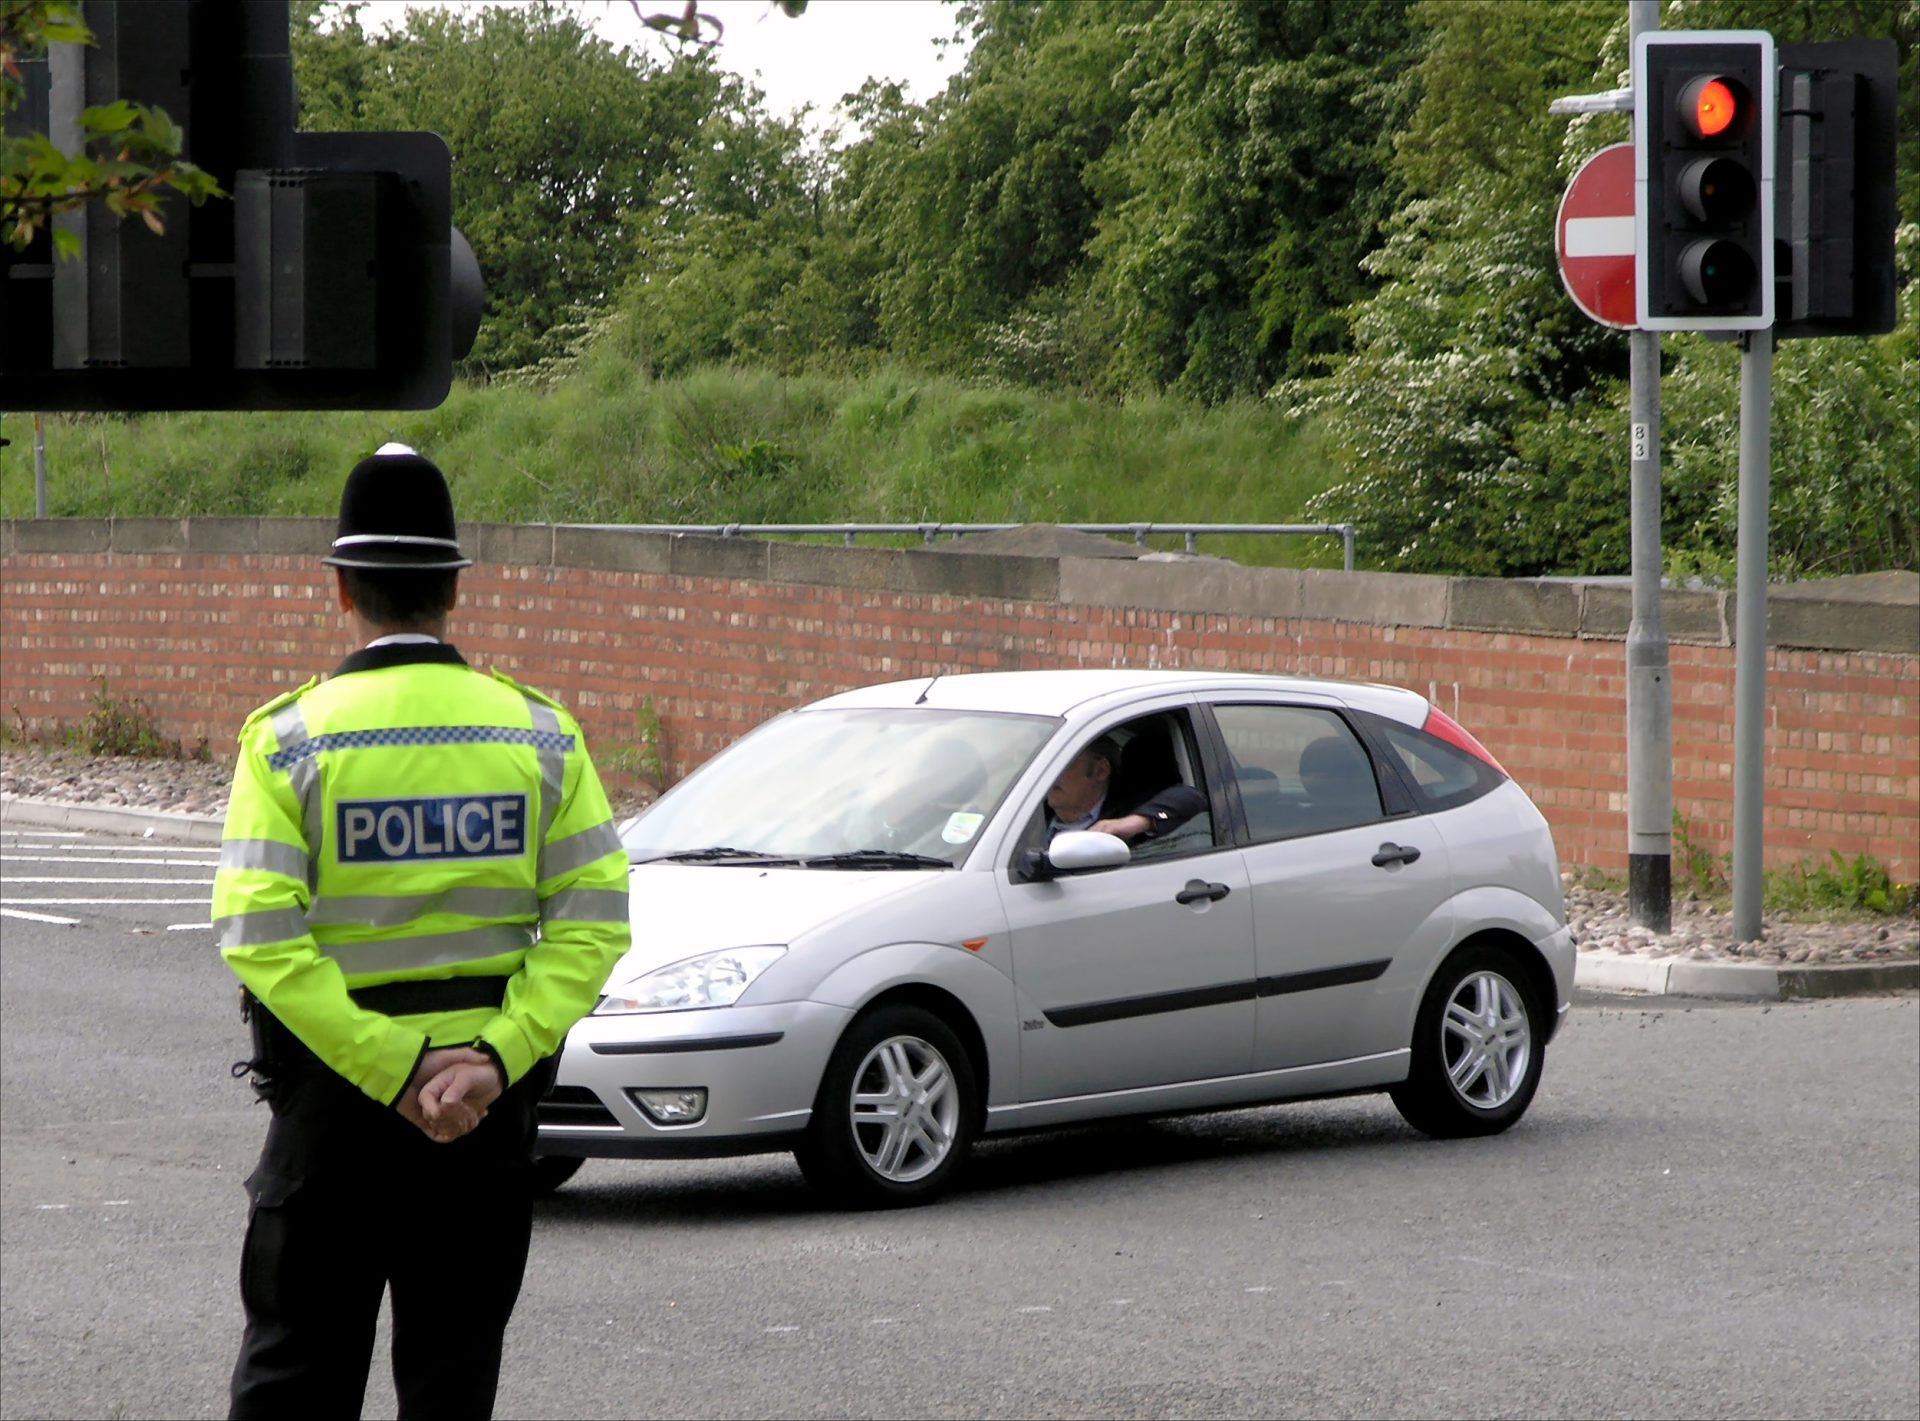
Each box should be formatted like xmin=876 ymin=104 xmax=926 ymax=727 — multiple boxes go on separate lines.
xmin=915 ymin=674 xmax=940 ymax=705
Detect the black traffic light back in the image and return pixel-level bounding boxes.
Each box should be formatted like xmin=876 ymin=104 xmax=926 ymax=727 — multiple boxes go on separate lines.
xmin=0 ymin=0 xmax=481 ymax=412
xmin=1774 ymin=38 xmax=1898 ymax=340
xmin=1635 ymin=30 xmax=1776 ymax=332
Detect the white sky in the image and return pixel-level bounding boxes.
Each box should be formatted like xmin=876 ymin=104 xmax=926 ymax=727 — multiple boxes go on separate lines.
xmin=590 ymin=0 xmax=971 ymax=129
xmin=358 ymin=1 xmax=973 ymax=135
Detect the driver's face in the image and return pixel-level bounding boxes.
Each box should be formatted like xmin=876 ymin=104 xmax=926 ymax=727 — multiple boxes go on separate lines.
xmin=1046 ymin=751 xmax=1108 ymax=821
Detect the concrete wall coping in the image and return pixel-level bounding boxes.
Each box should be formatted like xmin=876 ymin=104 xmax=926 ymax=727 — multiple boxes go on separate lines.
xmin=4 ymin=517 xmax=1915 ymax=656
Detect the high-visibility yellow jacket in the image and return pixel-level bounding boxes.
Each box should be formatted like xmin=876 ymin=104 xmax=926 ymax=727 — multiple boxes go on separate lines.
xmin=213 ymin=644 xmax=631 ymax=1106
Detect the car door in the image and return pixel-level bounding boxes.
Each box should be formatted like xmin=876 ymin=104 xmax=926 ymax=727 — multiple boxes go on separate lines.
xmin=995 ymin=708 xmax=1255 ymax=1103
xmin=1204 ymin=700 xmax=1456 ymax=1072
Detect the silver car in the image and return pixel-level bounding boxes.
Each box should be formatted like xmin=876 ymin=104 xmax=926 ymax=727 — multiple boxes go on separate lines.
xmin=535 ymin=670 xmax=1575 ymax=1207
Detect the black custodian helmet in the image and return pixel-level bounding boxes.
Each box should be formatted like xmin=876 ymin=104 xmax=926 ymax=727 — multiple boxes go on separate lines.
xmin=322 ymin=443 xmax=473 ymax=570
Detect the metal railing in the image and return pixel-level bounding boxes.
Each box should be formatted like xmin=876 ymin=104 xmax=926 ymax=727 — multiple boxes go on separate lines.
xmin=580 ymin=522 xmax=1357 ymax=571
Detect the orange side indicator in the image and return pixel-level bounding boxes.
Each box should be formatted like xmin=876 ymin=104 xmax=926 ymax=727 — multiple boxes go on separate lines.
xmin=961 ymin=937 xmax=989 ymax=952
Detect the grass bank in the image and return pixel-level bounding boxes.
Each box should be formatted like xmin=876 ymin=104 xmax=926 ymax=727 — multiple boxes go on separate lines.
xmin=0 ymin=358 xmax=1341 ymax=568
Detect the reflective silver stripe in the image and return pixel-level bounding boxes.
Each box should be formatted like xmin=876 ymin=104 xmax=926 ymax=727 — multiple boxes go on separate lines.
xmin=270 ymin=702 xmax=309 ymax=755
xmin=307 ymin=887 xmax=540 ymax=928
xmin=216 ymin=906 xmax=309 ymax=950
xmin=539 ymin=819 xmax=622 ymax=880
xmin=541 ymin=887 xmax=629 ymax=924
xmin=523 ymin=699 xmax=567 ymax=847
xmin=320 ymin=924 xmax=534 ymax=976
xmin=272 ymin=700 xmax=323 ymax=893
xmin=219 ymin=838 xmax=309 ymax=879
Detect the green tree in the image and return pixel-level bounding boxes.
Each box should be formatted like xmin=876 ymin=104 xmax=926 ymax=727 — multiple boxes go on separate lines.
xmin=1083 ymin=0 xmax=1419 ymax=400
xmin=1290 ymin=0 xmax=1918 ymax=578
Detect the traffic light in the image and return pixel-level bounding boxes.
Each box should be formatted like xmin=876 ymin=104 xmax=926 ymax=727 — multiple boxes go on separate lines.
xmin=1635 ymin=31 xmax=1775 ymax=331
xmin=1774 ymin=39 xmax=1899 ymax=340
xmin=0 ymin=0 xmax=482 ymax=413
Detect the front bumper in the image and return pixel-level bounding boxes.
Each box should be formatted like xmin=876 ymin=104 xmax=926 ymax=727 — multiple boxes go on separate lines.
xmin=535 ymin=999 xmax=853 ymax=1159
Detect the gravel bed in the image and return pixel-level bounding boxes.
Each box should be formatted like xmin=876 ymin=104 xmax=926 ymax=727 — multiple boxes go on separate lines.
xmin=5 ymin=745 xmax=1913 ymax=968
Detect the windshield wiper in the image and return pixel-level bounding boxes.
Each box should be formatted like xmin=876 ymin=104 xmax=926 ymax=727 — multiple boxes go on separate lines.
xmin=801 ymin=849 xmax=954 ymax=870
xmin=648 ymin=846 xmax=802 ymax=865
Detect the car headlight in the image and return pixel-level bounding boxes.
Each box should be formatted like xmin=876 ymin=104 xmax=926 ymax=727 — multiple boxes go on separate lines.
xmin=592 ymin=946 xmax=786 ymax=1014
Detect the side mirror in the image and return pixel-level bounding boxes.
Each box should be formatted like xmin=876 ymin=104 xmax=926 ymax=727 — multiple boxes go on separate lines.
xmin=1038 ymin=830 xmax=1131 ymax=876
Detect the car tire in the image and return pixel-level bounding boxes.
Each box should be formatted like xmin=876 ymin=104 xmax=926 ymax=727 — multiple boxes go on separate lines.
xmin=530 ymin=1154 xmax=585 ymax=1197
xmin=1391 ymin=942 xmax=1545 ymax=1140
xmin=795 ymin=1004 xmax=979 ymax=1209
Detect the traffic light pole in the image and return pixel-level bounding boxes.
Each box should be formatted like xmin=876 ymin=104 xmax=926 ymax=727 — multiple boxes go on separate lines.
xmin=1625 ymin=0 xmax=1673 ymax=933
xmin=1731 ymin=329 xmax=1772 ymax=943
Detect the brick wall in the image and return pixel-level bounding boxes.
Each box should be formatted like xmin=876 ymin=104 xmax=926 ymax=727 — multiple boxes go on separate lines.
xmin=3 ymin=518 xmax=1916 ymax=879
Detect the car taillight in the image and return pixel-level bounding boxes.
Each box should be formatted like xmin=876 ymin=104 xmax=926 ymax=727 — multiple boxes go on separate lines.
xmin=1422 ymin=704 xmax=1508 ymax=779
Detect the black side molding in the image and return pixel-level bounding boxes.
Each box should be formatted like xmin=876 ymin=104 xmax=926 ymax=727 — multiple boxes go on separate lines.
xmin=1256 ymin=959 xmax=1392 ymax=997
xmin=589 ymin=1032 xmax=785 ymax=1055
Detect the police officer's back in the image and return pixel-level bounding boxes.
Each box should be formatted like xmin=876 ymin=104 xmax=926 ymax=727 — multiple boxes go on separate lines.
xmin=216 ymin=446 xmax=630 ymax=1420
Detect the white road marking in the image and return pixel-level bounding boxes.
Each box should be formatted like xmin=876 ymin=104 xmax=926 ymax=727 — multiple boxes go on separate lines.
xmin=0 ymin=876 xmax=215 ymax=885
xmin=0 ymin=907 xmax=80 ymax=925
xmin=4 ymin=855 xmax=218 ymax=866
xmin=35 ymin=1204 xmax=68 ymax=1211
xmin=1017 ymin=1306 xmax=1053 ymax=1314
xmin=2 ymin=897 xmax=211 ymax=905
xmin=104 ymin=1200 xmax=130 ymax=1207
xmin=167 ymin=922 xmax=212 ymax=932
xmin=58 ymin=845 xmax=220 ymax=855
xmin=1245 ymin=1286 xmax=1272 ymax=1294
xmin=0 ymin=830 xmax=85 ymax=838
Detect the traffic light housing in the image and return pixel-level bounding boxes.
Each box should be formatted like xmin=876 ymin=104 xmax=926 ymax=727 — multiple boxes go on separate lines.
xmin=0 ymin=0 xmax=481 ymax=413
xmin=1773 ymin=39 xmax=1899 ymax=340
xmin=1635 ymin=31 xmax=1775 ymax=331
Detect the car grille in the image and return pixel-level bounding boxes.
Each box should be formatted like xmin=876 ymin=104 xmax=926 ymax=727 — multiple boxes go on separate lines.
xmin=537 ymin=1084 xmax=618 ymax=1129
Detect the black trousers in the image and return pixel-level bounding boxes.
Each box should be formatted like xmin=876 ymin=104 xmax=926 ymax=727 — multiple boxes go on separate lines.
xmin=228 ymin=1014 xmax=557 ymax=1421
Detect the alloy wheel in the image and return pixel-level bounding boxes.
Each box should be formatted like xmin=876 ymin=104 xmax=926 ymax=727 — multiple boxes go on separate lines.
xmin=1441 ymin=969 xmax=1531 ymax=1110
xmin=848 ymin=1034 xmax=960 ymax=1183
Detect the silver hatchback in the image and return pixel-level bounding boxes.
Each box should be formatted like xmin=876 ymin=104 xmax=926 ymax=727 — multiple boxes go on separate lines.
xmin=535 ymin=670 xmax=1575 ymax=1206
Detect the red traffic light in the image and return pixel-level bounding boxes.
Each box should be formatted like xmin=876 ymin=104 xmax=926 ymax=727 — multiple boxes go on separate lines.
xmin=1678 ymin=73 xmax=1751 ymax=140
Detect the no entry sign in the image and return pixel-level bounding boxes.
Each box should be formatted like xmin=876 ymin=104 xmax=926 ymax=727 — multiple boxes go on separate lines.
xmin=1557 ymin=142 xmax=1638 ymax=329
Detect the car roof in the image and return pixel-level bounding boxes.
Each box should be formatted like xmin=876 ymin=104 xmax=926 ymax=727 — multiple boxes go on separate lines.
xmin=807 ymin=669 xmax=1431 ymax=724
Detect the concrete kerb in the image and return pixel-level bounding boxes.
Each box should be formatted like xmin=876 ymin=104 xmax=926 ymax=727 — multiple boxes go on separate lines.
xmin=1575 ymin=947 xmax=1918 ymax=1001
xmin=0 ymin=795 xmax=224 ymax=846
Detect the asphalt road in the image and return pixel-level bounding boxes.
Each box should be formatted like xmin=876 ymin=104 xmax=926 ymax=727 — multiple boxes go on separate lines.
xmin=2 ymin=826 xmax=1916 ymax=1420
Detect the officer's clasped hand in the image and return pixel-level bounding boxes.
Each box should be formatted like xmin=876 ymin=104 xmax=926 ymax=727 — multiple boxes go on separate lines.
xmin=421 ymin=1056 xmax=507 ymax=1140
xmin=397 ymin=1046 xmax=495 ymax=1143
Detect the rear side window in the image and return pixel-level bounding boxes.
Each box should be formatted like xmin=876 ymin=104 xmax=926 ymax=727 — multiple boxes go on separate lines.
xmin=1364 ymin=714 xmax=1506 ymax=813
xmin=1213 ymin=705 xmax=1383 ymax=843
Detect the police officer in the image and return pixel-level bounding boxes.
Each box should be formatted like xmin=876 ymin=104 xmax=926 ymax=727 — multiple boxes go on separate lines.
xmin=215 ymin=445 xmax=631 ymax=1419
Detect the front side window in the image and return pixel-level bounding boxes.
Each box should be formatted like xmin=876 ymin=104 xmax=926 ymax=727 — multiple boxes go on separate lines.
xmin=621 ymin=708 xmax=1057 ymax=866
xmin=1213 ymin=705 xmax=1383 ymax=842
xmin=1020 ymin=711 xmax=1216 ymax=862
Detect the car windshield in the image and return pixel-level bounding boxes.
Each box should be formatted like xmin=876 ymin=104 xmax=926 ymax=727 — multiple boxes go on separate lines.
xmin=621 ymin=707 xmax=1059 ymax=867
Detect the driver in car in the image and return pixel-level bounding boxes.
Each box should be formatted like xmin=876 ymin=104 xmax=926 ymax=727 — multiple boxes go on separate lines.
xmin=1045 ymin=735 xmax=1206 ymax=844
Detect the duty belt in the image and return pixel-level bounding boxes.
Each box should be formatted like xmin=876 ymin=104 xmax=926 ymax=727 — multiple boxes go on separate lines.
xmin=347 ymin=975 xmax=512 ymax=1016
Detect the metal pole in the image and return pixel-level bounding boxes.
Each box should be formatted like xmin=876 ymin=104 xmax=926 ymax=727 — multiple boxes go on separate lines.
xmin=1731 ymin=329 xmax=1773 ymax=943
xmin=1624 ymin=0 xmax=1671 ymax=933
xmin=34 ymin=413 xmax=49 ymax=519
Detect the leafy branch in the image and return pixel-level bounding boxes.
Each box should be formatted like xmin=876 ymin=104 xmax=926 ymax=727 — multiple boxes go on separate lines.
xmin=1 ymin=0 xmax=225 ymax=255
xmin=630 ymin=0 xmax=806 ymax=48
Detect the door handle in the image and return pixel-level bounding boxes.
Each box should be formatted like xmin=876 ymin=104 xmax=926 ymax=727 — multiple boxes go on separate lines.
xmin=1175 ymin=880 xmax=1232 ymax=905
xmin=1371 ymin=843 xmax=1422 ymax=868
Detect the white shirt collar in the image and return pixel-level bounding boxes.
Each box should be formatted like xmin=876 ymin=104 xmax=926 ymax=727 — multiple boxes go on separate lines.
xmin=364 ymin=633 xmax=441 ymax=648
